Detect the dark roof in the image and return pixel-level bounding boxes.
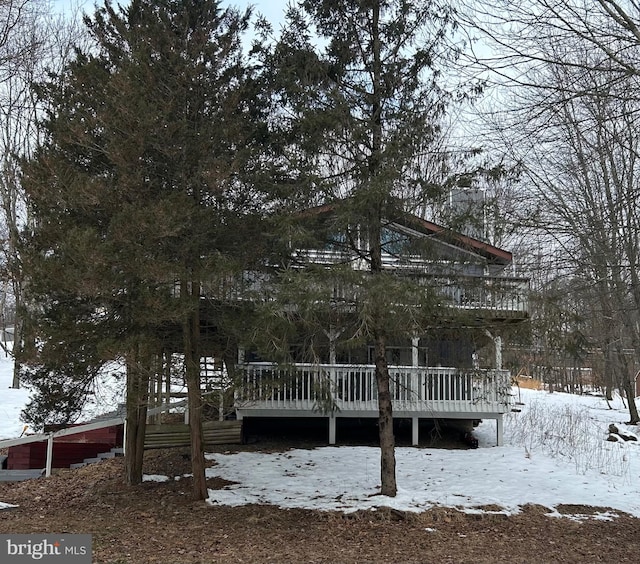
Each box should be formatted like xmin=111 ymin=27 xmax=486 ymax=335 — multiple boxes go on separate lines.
xmin=398 ymin=215 xmax=513 ymax=265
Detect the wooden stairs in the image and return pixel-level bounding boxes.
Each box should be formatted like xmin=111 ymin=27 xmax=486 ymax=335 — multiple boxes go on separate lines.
xmin=69 ymin=447 xmax=124 ymax=469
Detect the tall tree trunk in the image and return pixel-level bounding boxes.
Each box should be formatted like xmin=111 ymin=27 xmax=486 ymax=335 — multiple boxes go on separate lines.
xmin=617 ymin=347 xmax=640 ymax=424
xmin=368 ymin=0 xmax=397 ymax=498
xmin=183 ymin=279 xmax=207 ymax=501
xmin=370 ymin=209 xmax=397 ymax=497
xmin=623 ymin=376 xmax=640 ymax=424
xmin=124 ymin=350 xmax=149 ymax=486
xmin=11 ymin=315 xmax=22 ymax=389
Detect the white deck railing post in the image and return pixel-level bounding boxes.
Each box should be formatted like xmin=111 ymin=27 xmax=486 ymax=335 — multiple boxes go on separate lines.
xmin=45 ymin=433 xmax=54 ymax=477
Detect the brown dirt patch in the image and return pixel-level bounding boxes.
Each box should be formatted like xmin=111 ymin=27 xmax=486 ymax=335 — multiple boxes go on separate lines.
xmin=0 ymin=445 xmax=639 ymax=563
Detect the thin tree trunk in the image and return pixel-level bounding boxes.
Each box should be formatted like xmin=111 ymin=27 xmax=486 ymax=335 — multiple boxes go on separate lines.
xmin=374 ymin=331 xmax=397 ymax=497
xmin=183 ymin=280 xmax=207 ymax=501
xmin=623 ymin=376 xmax=640 ymax=423
xmin=124 ymin=351 xmax=149 ymax=486
xmin=11 ymin=316 xmax=21 ymax=389
xmin=617 ymin=349 xmax=640 ymax=424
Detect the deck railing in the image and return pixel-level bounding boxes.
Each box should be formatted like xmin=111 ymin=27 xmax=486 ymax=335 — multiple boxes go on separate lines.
xmin=293 ymin=250 xmax=528 ymax=315
xmin=235 ymin=363 xmax=513 ymax=415
xmin=198 ymin=269 xmax=528 ymax=318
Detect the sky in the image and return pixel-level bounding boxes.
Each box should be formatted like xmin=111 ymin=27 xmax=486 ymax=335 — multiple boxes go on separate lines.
xmin=51 ymin=0 xmax=290 ymax=22
xmin=229 ymin=0 xmax=289 ymax=26
xmin=3 ymin=349 xmax=640 ymax=519
xmin=51 ymin=0 xmax=292 ymax=54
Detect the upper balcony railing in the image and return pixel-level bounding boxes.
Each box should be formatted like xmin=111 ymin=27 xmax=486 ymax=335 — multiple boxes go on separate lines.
xmin=196 ymin=250 xmax=529 ymax=319
xmin=422 ymin=275 xmax=528 ymax=317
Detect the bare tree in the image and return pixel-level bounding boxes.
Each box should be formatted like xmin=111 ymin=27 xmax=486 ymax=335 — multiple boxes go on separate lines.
xmin=0 ymin=0 xmax=85 ymax=387
xmin=456 ymin=0 xmax=640 ymax=420
xmin=461 ymin=0 xmax=640 ymax=93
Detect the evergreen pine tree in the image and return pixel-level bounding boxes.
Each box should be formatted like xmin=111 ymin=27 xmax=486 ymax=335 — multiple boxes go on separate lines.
xmin=260 ymin=0 xmax=469 ymax=496
xmin=20 ymin=0 xmax=269 ymax=498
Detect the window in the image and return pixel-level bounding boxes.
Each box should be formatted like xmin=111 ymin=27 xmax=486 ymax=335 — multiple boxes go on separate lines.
xmin=381 ymin=227 xmax=411 ymax=255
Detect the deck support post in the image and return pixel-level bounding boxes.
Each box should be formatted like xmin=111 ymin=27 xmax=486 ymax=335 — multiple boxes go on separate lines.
xmin=411 ymin=337 xmax=420 ymax=403
xmin=329 ymin=333 xmax=337 ymax=365
xmin=496 ymin=415 xmax=504 ymax=446
xmin=484 ymin=330 xmax=503 ymax=370
xmin=412 ymin=417 xmax=419 ymax=446
xmin=325 ymin=328 xmax=343 ymax=365
xmin=329 ymin=416 xmax=336 ymax=445
xmin=495 ymin=336 xmax=503 ymax=371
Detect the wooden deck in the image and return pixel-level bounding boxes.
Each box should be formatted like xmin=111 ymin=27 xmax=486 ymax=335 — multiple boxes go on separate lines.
xmin=235 ymin=363 xmax=513 ymax=445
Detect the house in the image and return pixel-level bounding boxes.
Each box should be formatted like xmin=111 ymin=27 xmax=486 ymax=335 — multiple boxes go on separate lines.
xmin=232 ymin=202 xmax=529 ymax=447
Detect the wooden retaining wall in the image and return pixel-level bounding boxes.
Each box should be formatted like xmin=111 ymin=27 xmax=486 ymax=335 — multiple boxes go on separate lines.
xmin=144 ymin=420 xmax=242 ymax=449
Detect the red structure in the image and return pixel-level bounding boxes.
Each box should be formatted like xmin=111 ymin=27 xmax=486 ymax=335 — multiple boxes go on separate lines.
xmin=6 ymin=425 xmax=123 ymax=470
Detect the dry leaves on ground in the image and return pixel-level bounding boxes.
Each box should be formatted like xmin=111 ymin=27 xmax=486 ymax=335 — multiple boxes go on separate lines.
xmin=0 ymin=446 xmax=639 ymax=563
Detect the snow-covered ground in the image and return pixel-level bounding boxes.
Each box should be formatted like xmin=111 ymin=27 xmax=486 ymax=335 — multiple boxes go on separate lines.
xmin=0 ymin=350 xmax=125 ymax=440
xmin=202 ymin=391 xmax=640 ymax=517
xmin=0 ymin=350 xmax=30 ymax=440
xmin=2 ymin=350 xmax=640 ymax=517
